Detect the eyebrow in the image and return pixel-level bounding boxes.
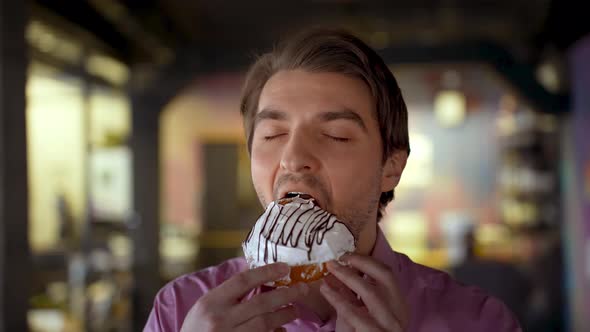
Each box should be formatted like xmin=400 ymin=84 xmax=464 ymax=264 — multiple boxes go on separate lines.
xmin=318 ymin=110 xmax=367 ymax=132
xmin=254 ymin=109 xmax=288 ymax=129
xmin=254 ymin=108 xmax=367 ymax=132
xmin=252 ymin=108 xmax=287 ymax=130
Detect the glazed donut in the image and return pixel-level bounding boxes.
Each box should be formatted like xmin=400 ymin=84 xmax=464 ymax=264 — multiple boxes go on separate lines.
xmin=242 ymin=194 xmax=355 ymax=286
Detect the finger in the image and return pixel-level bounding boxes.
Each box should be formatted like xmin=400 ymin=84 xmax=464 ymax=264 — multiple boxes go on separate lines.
xmin=341 ymin=254 xmax=397 ymax=291
xmin=327 ymin=261 xmax=402 ymax=329
xmin=324 ymin=275 xmax=362 ymax=306
xmin=320 ymin=281 xmax=381 ymax=330
xmin=213 ymin=263 xmax=290 ymax=304
xmin=234 ymin=305 xmax=298 ymax=332
xmin=327 ymin=261 xmax=381 ymax=307
xmin=232 ymin=282 xmax=309 ymax=325
xmin=341 ymin=255 xmax=408 ymax=327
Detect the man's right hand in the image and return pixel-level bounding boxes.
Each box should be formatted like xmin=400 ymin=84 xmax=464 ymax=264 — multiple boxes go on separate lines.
xmin=180 ymin=263 xmax=308 ymax=332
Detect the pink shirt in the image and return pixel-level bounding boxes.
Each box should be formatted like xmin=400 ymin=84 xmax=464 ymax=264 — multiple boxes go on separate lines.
xmin=144 ymin=229 xmax=522 ymax=331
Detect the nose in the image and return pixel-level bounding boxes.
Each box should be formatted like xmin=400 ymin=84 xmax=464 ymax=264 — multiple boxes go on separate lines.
xmin=279 ymin=131 xmax=320 ymax=173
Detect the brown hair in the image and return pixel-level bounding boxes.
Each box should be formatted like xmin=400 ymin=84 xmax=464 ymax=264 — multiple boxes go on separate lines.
xmin=240 ymin=28 xmax=410 ymax=221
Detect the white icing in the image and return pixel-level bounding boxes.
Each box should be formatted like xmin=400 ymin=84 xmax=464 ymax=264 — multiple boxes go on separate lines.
xmin=242 ymin=197 xmax=355 ymax=268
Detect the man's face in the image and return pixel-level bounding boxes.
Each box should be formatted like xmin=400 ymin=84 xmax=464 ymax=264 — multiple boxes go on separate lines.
xmin=250 ymin=70 xmax=403 ymax=252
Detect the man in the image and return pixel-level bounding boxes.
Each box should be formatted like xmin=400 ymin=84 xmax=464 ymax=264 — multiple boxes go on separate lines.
xmin=145 ymin=29 xmax=521 ymax=332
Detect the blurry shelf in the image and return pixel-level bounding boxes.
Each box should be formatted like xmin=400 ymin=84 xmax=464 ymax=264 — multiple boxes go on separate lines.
xmin=90 ymin=219 xmax=132 ymax=233
xmin=496 ymin=110 xmax=561 ymax=231
xmin=33 ymin=250 xmax=67 ymax=270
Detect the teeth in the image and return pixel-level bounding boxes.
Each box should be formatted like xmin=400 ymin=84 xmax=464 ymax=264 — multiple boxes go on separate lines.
xmin=285 ymin=192 xmax=313 ymax=200
xmin=286 ymin=192 xmax=306 ymax=198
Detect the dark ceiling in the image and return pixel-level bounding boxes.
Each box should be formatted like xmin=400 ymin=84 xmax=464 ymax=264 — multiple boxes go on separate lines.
xmin=33 ymin=0 xmax=588 ymax=67
xmin=28 ymin=0 xmax=585 ymax=113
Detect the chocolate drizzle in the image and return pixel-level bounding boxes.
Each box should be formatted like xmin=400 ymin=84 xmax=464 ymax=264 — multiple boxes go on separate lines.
xmin=244 ymin=198 xmax=354 ymax=264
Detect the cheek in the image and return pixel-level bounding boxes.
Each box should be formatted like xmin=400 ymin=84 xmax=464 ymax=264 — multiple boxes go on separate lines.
xmin=250 ymin=148 xmax=278 ymax=198
xmin=330 ymin=147 xmax=381 ymax=182
xmin=328 ymin=156 xmax=382 ymax=206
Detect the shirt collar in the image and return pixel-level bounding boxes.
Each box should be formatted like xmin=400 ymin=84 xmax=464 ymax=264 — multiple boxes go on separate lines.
xmin=372 ymin=225 xmax=411 ymax=292
xmin=372 ymin=225 xmax=403 ymax=272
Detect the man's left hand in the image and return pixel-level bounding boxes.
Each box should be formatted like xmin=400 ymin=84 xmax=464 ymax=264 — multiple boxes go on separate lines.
xmin=320 ymin=254 xmax=409 ymax=332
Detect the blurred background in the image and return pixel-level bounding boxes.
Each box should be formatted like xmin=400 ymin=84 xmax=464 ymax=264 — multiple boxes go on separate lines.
xmin=0 ymin=0 xmax=588 ymax=331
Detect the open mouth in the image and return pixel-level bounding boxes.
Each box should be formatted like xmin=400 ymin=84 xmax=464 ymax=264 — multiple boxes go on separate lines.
xmin=281 ymin=192 xmax=323 ymax=208
xmin=283 ymin=192 xmax=313 ymax=200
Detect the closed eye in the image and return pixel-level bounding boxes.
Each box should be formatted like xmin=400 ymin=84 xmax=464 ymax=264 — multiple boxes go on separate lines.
xmin=324 ymin=134 xmax=350 ymax=142
xmin=263 ymin=134 xmax=287 ymax=141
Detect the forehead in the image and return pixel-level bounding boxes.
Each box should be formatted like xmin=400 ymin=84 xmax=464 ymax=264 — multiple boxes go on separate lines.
xmin=258 ymin=70 xmax=374 ymax=117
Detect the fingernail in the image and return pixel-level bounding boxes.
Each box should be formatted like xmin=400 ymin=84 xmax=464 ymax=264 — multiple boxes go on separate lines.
xmin=328 ymin=261 xmax=344 ymax=271
xmin=298 ymin=282 xmax=309 ymax=295
xmin=339 ymin=253 xmax=352 ymax=263
xmin=320 ymin=282 xmax=333 ymax=293
xmin=276 ymin=263 xmax=290 ymax=276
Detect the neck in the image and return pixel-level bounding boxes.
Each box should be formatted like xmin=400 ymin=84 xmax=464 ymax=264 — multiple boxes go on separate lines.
xmin=357 ymin=223 xmax=378 ymax=255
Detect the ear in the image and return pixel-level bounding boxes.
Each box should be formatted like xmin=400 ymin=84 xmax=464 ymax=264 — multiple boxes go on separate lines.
xmin=380 ymin=150 xmax=408 ymax=192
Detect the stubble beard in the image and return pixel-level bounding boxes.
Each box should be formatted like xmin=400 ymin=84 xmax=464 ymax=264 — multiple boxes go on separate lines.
xmin=252 ymin=172 xmax=383 ymax=243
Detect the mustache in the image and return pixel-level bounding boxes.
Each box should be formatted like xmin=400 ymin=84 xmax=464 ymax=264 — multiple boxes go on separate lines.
xmin=273 ymin=173 xmax=330 ymax=202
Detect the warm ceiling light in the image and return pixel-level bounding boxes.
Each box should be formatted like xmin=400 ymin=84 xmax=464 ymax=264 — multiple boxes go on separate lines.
xmin=536 ymin=62 xmax=560 ymax=93
xmin=86 ymin=53 xmax=129 ymax=86
xmin=434 ymin=90 xmax=466 ymax=128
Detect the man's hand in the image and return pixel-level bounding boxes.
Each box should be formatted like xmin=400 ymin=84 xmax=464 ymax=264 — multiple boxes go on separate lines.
xmin=181 ymin=263 xmax=308 ymax=332
xmin=320 ymin=255 xmax=409 ymax=332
